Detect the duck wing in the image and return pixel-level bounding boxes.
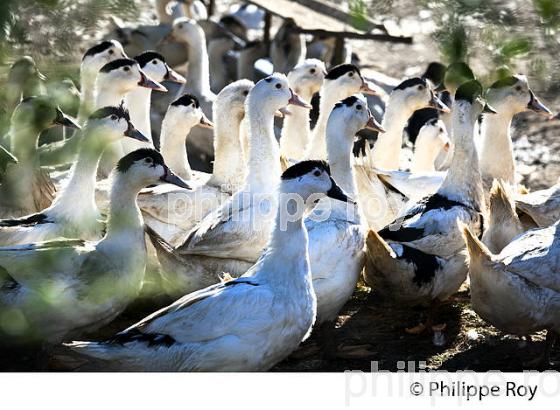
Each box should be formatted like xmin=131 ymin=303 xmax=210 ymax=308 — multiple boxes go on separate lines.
xmin=108 ymin=277 xmax=274 ymax=345
xmin=33 ymin=167 xmax=56 ymax=211
xmin=375 ymin=169 xmax=445 ymax=202
xmin=515 ymin=184 xmax=560 ymax=228
xmin=0 ymin=239 xmax=92 ymax=287
xmin=497 ymin=224 xmax=560 ymax=293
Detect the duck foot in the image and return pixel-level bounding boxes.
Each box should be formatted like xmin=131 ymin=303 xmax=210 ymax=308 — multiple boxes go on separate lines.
xmin=405 ymin=322 xmax=428 ymax=334
xmin=405 ymin=321 xmax=447 ymax=346
xmin=335 ymin=344 xmax=377 ymax=359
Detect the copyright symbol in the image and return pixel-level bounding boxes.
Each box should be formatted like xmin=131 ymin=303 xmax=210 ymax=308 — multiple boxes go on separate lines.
xmin=410 ymin=382 xmax=423 ymax=396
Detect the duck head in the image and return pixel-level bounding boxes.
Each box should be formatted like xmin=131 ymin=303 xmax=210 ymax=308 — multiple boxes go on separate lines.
xmin=133 ymin=51 xmax=185 ymax=85
xmin=288 ymin=59 xmax=327 ymax=97
xmin=167 ymin=94 xmax=214 ymax=130
xmin=214 ymin=79 xmax=254 ymax=122
xmin=248 ymin=73 xmax=311 ymax=117
xmin=165 ymin=18 xmax=205 ymax=46
xmin=486 ymin=75 xmax=552 ymax=118
xmin=454 ymin=80 xmax=497 ymax=124
xmin=115 ymin=148 xmax=190 ymax=190
xmin=97 ymin=59 xmax=167 ymax=95
xmin=324 ymin=63 xmax=378 ymax=96
xmin=331 ymin=94 xmax=385 ymax=135
xmin=86 ymin=104 xmax=149 ymax=145
xmin=392 ymin=77 xmax=450 ymax=114
xmin=11 ymin=96 xmax=80 ymax=134
xmin=81 ymin=40 xmax=127 ymax=74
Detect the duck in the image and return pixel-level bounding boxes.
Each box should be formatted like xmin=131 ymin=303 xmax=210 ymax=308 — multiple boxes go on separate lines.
xmin=463 ymin=221 xmax=560 ymax=367
xmin=410 ymin=118 xmax=450 ymax=172
xmin=306 ymin=95 xmax=383 ymax=348
xmin=4 ymin=56 xmax=47 ymax=118
xmin=122 ymin=50 xmax=186 ymax=153
xmin=352 ymin=78 xmax=450 ymax=229
xmin=147 ymin=74 xmax=311 ymax=297
xmin=0 ymin=149 xmax=189 ymax=344
xmin=0 ymin=97 xmax=80 ymax=219
xmin=236 ymin=40 xmax=268 ymax=81
xmin=305 ymin=64 xmax=377 ymax=160
xmin=162 ymin=18 xmax=216 ymax=161
xmin=0 ymin=105 xmax=148 ymax=246
xmin=515 ymin=182 xmax=560 ymax=229
xmin=95 ymin=58 xmax=167 ymax=178
xmin=479 ymin=75 xmax=552 ymax=189
xmin=363 ymin=80 xmax=493 ymax=341
xmin=137 ymin=82 xmax=253 ymax=245
xmin=271 ymin=18 xmax=306 ymax=74
xmin=481 ymin=179 xmax=524 ymax=254
xmin=280 ymin=59 xmax=326 ymax=161
xmin=66 ymin=160 xmax=351 ymax=371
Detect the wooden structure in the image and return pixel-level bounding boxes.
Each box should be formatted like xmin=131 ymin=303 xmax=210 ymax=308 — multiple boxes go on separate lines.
xmin=242 ymin=0 xmax=413 ymax=65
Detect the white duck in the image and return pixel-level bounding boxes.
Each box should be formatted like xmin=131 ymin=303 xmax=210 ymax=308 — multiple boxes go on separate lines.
xmin=305 ymin=64 xmax=377 ymax=160
xmin=479 ymin=75 xmax=552 ymax=189
xmin=148 ymin=74 xmax=311 ymax=297
xmin=463 ymin=221 xmax=560 ymax=367
xmin=95 ymin=58 xmax=167 ymax=178
xmin=77 ymin=40 xmax=127 ymax=124
xmin=67 ymin=160 xmax=351 ymax=371
xmin=0 ymin=97 xmax=80 ymax=218
xmin=410 ymin=117 xmax=450 ymax=173
xmin=280 ymin=59 xmax=326 ymax=161
xmin=122 ymin=50 xmax=185 ymax=154
xmin=482 ymin=179 xmax=524 ymax=254
xmin=0 ymin=149 xmax=189 ymax=344
xmin=0 ymin=106 xmax=148 ymax=246
xmin=307 ymin=95 xmax=383 ymax=343
xmin=364 ymin=80 xmax=492 ymax=340
xmin=515 ymin=182 xmax=560 ymax=228
xmin=271 ymin=18 xmax=306 ymax=74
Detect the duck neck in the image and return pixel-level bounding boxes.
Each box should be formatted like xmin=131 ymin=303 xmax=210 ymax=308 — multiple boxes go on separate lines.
xmin=102 ymin=175 xmax=145 ymax=243
xmin=411 ymin=137 xmax=439 ymax=172
xmin=244 ymin=100 xmax=281 ymax=191
xmin=371 ymin=94 xmax=411 ymax=170
xmin=125 ymin=87 xmax=153 ymax=141
xmin=209 ymin=110 xmax=246 ymax=191
xmin=326 ymin=123 xmax=357 ymax=198
xmin=94 ymin=82 xmax=127 ymax=110
xmin=259 ymin=193 xmax=310 ymax=288
xmin=438 ymin=101 xmax=484 ymax=210
xmin=49 ymin=133 xmax=106 ymax=217
xmin=78 ymin=67 xmax=96 ymax=123
xmin=479 ymin=110 xmax=516 ymax=185
xmin=160 ymin=118 xmax=194 ymax=181
xmin=9 ymin=124 xmax=39 ymax=161
xmin=184 ymin=35 xmax=211 ymax=96
xmin=307 ymin=82 xmax=349 ymax=160
xmin=280 ymin=87 xmax=313 ymax=160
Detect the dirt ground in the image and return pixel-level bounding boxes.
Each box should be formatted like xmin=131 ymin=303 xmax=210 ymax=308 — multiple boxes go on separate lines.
xmin=2 ymin=0 xmax=560 ymax=372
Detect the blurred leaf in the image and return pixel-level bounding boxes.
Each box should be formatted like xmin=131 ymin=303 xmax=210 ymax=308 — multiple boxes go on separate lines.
xmin=499 ymin=37 xmax=532 ymax=59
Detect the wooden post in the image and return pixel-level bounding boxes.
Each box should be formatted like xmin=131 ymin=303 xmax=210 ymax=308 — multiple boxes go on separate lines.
xmin=332 ymin=36 xmax=345 ymax=66
xmin=263 ymin=11 xmax=272 ymax=48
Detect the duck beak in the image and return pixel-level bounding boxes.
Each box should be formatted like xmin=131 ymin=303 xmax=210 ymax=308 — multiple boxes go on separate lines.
xmin=161 ymin=167 xmax=191 ymax=189
xmin=164 ymin=66 xmax=186 ymax=84
xmin=327 ymin=177 xmax=355 ymax=204
xmin=550 ymin=113 xmax=560 ymax=121
xmin=198 ymin=114 xmax=214 ymax=129
xmin=360 ymin=80 xmax=379 ymax=96
xmin=138 ymin=71 xmax=167 ymax=92
xmin=527 ymin=90 xmax=552 ymax=117
xmin=365 ymin=114 xmax=385 ymax=133
xmin=443 ymin=142 xmax=451 ymax=152
xmin=428 ymin=92 xmax=451 ymax=113
xmin=124 ymin=122 xmax=149 ymax=142
xmin=53 ymin=108 xmax=81 ymax=129
xmin=288 ymin=89 xmax=312 ymax=109
xmin=483 ymin=103 xmax=498 ymax=114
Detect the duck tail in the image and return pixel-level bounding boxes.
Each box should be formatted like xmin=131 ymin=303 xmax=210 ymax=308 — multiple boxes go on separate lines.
xmin=364 ymin=229 xmax=398 ymax=286
xmin=489 ymin=179 xmax=518 ymax=222
xmin=461 ymin=222 xmax=493 ymax=268
xmin=64 ymin=341 xmax=115 ymax=360
xmin=145 ymin=224 xmax=174 ymax=254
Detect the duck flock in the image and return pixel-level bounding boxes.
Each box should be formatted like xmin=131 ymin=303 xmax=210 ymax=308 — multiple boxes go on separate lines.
xmin=1 ymin=0 xmax=560 ymax=371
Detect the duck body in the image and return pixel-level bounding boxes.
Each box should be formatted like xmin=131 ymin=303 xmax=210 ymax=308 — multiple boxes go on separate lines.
xmin=66 ymin=160 xmax=346 ymax=371
xmin=515 ymin=183 xmax=560 ymax=228
xmin=364 ymin=81 xmax=487 ymax=306
xmin=464 ymin=222 xmax=560 ymax=336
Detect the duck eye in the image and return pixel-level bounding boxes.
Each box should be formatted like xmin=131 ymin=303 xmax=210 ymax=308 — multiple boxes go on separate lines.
xmin=515 ymin=85 xmax=522 ymax=91
xmin=310 ymin=68 xmax=316 ymax=74
xmin=108 ymin=49 xmax=114 ymax=55
xmin=356 ymin=104 xmax=362 ymax=110
xmin=123 ymin=66 xmax=130 ymax=72
xmin=152 ymin=60 xmax=158 ymax=65
xmin=242 ymin=90 xmax=249 ymax=96
xmin=177 ymin=23 xmax=183 ymax=29
xmin=275 ymin=83 xmax=282 ymax=89
xmin=145 ymin=157 xmax=153 ymax=165
xmin=348 ymin=72 xmax=354 ymax=77
xmin=110 ymin=115 xmax=118 ymax=121
xmin=313 ymin=170 xmax=321 ymax=177
xmin=417 ymin=85 xmax=425 ymax=91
